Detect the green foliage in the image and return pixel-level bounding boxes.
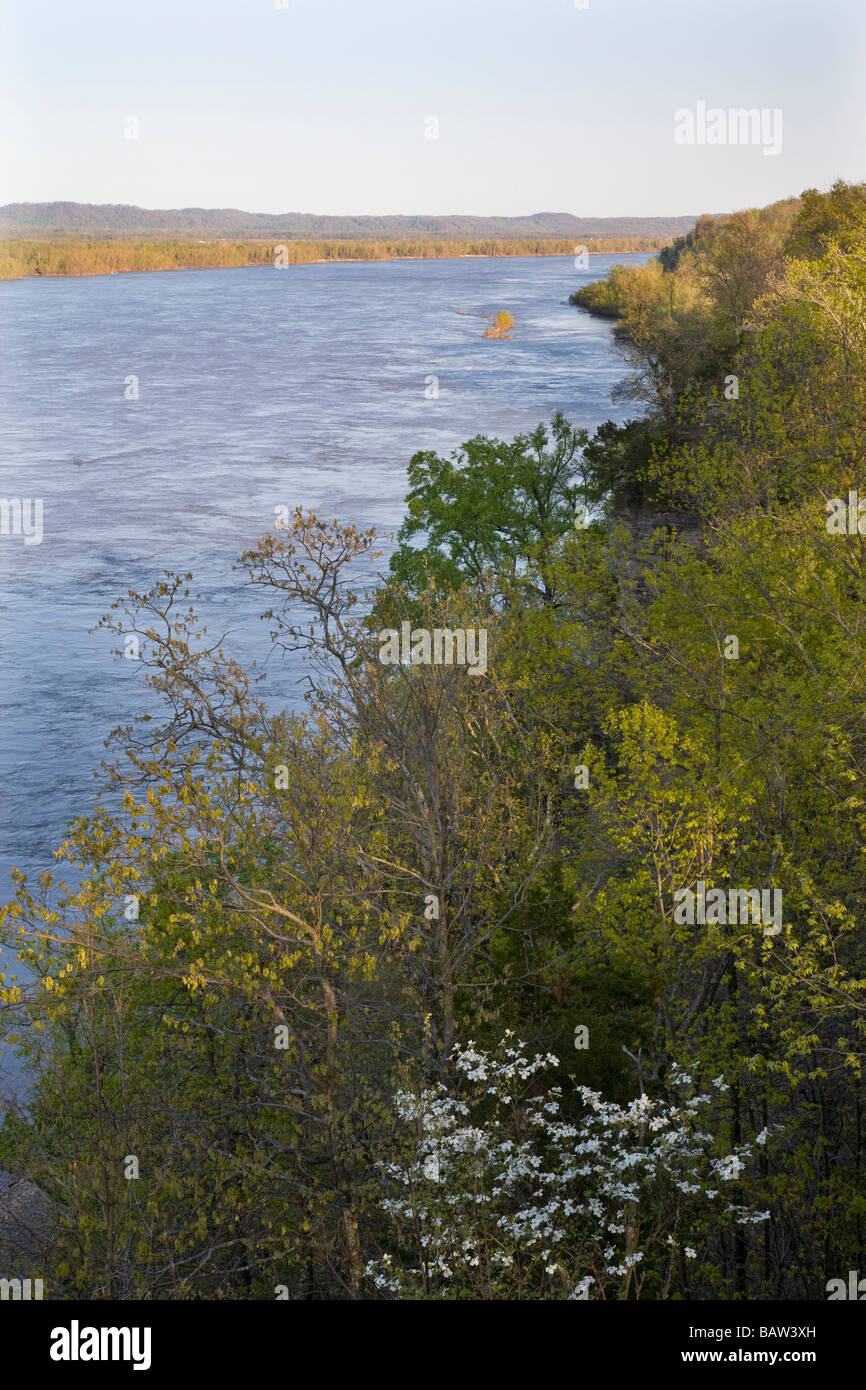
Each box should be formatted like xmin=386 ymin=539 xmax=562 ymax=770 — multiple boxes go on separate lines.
xmin=569 ymin=275 xmax=625 ymax=316
xmin=784 ymin=178 xmax=866 ymax=259
xmin=386 ymin=412 xmax=590 ymax=602
xmin=580 ymin=418 xmax=667 ymax=509
xmin=2 ymin=180 xmax=866 ymax=1301
xmin=574 ymin=198 xmax=796 ymax=427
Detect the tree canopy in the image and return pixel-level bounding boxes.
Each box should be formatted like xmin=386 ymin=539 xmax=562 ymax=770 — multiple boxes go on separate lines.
xmin=2 ymin=182 xmax=866 ymax=1301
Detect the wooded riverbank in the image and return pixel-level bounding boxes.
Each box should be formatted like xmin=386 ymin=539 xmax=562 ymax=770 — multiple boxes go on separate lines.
xmin=0 ymin=234 xmax=671 ymax=281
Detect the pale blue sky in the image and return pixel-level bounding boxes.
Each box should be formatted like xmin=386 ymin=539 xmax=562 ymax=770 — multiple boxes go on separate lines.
xmin=1 ymin=0 xmax=863 ymax=217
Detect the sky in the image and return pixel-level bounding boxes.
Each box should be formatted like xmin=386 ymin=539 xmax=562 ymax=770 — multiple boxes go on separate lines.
xmin=0 ymin=0 xmax=863 ymax=219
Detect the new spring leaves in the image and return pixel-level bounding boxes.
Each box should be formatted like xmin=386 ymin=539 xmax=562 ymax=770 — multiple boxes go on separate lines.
xmin=572 ymin=772 xmax=781 ymax=936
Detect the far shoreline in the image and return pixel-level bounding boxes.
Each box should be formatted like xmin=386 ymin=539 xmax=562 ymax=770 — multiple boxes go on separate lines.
xmin=0 ymin=237 xmax=669 ymax=283
xmin=0 ymin=252 xmax=572 ymax=283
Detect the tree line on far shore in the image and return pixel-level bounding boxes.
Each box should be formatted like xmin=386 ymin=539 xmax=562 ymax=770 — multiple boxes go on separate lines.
xmin=0 ymin=235 xmax=670 ymax=281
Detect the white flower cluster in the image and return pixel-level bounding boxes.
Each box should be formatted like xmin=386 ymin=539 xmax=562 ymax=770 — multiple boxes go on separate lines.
xmin=366 ymin=1037 xmax=773 ymax=1299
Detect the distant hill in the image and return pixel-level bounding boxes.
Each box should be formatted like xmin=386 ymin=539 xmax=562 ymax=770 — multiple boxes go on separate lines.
xmin=0 ymin=202 xmax=698 ymax=241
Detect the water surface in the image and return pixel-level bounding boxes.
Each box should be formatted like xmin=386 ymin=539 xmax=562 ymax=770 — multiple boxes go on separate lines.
xmin=0 ymin=252 xmax=651 ymax=1090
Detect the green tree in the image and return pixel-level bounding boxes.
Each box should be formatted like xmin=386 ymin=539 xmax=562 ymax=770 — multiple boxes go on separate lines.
xmin=387 ymin=413 xmax=590 ymax=602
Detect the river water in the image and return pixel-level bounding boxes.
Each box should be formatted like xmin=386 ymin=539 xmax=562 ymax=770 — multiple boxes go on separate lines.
xmin=0 ymin=251 xmax=651 ymax=1092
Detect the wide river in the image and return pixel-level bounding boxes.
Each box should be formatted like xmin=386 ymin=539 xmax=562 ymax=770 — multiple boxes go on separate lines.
xmin=0 ymin=251 xmax=651 ymax=1092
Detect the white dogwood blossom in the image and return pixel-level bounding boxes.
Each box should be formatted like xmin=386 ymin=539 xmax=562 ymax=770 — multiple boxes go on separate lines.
xmin=365 ymin=1037 xmax=773 ymax=1299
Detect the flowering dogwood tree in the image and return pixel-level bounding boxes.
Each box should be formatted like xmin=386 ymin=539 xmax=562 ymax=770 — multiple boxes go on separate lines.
xmin=366 ymin=1035 xmax=771 ymax=1299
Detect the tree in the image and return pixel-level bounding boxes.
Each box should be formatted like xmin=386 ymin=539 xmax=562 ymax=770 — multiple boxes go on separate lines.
xmin=367 ymin=1037 xmax=769 ymax=1300
xmin=483 ymin=310 xmax=515 ymax=339
xmin=387 ymin=413 xmax=590 ymax=602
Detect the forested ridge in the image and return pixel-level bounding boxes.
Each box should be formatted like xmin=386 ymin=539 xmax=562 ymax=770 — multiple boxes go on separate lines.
xmin=0 ymin=201 xmax=697 ymax=240
xmin=1 ymin=180 xmax=865 ymax=1301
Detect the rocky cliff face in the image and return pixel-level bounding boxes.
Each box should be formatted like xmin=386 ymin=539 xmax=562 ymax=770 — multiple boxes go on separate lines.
xmin=613 ymin=505 xmax=704 ymax=553
xmin=606 ymin=506 xmax=705 ymax=608
xmin=0 ymin=1170 xmax=52 ymax=1278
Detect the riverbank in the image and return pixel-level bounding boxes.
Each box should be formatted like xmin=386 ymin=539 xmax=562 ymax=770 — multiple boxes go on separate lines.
xmin=568 ymin=279 xmax=624 ymax=317
xmin=0 ymin=234 xmax=671 ymax=281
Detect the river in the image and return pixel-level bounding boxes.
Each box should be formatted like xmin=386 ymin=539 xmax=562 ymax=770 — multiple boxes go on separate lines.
xmin=0 ymin=250 xmax=652 ymax=1093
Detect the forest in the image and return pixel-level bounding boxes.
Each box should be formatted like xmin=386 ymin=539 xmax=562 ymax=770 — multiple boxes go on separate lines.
xmin=1 ymin=179 xmax=865 ymax=1300
xmin=0 ymin=201 xmax=696 ymax=239
xmin=0 ymin=234 xmax=669 ymax=281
